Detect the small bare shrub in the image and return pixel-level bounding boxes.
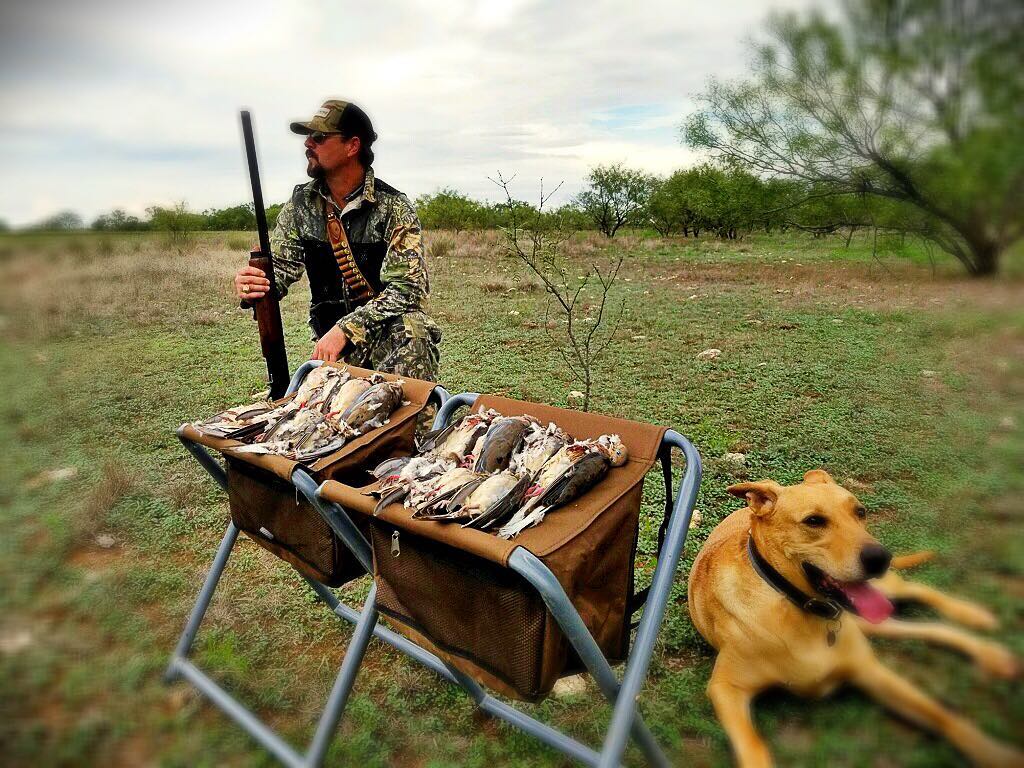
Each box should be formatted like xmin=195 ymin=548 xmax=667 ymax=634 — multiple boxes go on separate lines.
xmin=148 ymin=202 xmax=199 ymax=255
xmin=75 ymin=461 xmax=137 ymax=541
xmin=427 ymin=233 xmax=456 ymax=261
xmin=490 ymin=172 xmax=625 ymax=411
xmin=225 ymin=234 xmax=252 ymax=252
xmin=66 ymin=237 xmax=89 ymax=259
xmin=166 ymin=473 xmax=205 ymax=513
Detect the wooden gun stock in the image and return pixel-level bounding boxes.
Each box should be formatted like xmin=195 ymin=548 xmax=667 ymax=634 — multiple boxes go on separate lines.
xmin=248 ymin=250 xmax=289 ymax=399
xmin=241 ymin=110 xmax=290 ymax=399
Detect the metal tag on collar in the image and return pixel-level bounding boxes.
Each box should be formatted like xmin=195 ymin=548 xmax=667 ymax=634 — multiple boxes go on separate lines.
xmin=804 ymin=598 xmax=842 ymax=621
xmin=826 ymin=617 xmax=841 ymax=646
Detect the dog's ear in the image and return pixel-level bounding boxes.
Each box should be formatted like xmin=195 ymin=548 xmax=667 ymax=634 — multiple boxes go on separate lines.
xmin=727 ymin=480 xmax=782 ymax=517
xmin=803 ymin=469 xmax=835 ymax=485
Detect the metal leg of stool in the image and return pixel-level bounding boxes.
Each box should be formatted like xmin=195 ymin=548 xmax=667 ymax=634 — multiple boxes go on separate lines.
xmin=510 ymin=548 xmax=670 ymax=768
xmin=166 ymin=521 xmax=239 ymax=680
xmin=303 ymin=585 xmax=381 ymax=768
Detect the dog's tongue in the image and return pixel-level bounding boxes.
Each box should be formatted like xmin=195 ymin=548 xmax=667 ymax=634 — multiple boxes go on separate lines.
xmin=838 ymin=581 xmax=893 ymax=623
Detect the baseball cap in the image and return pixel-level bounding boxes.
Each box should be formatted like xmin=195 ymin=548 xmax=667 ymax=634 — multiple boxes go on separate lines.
xmin=289 ymin=100 xmax=377 ymax=144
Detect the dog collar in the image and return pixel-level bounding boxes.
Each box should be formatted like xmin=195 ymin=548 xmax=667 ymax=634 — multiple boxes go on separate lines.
xmin=747 ymin=534 xmax=843 ymax=621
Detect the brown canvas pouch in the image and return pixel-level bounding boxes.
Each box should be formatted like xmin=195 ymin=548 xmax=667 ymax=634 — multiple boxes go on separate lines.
xmin=179 ymin=364 xmax=437 ymax=586
xmin=319 ymin=395 xmax=667 ymax=699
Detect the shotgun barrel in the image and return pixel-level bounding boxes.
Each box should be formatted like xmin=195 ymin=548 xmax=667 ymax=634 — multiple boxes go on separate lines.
xmin=240 ymin=110 xmax=289 ymax=399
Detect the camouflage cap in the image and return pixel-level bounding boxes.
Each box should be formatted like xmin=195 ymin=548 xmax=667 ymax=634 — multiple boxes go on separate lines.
xmin=289 ymin=99 xmax=377 ymax=143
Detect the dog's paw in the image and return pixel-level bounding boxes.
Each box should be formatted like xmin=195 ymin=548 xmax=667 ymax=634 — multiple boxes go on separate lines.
xmin=975 ymin=641 xmax=1021 ymax=680
xmin=947 ymin=601 xmax=1000 ymax=632
xmin=970 ymin=738 xmax=1024 ymax=768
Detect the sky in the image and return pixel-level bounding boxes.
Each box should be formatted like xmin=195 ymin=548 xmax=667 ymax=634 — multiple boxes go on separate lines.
xmin=0 ymin=0 xmax=817 ymax=228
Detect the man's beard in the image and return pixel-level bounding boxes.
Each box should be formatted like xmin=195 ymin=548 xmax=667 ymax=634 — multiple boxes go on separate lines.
xmin=306 ymin=154 xmax=324 ymax=180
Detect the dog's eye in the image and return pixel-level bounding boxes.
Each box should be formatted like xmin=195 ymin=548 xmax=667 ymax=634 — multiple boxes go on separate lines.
xmin=855 ymin=507 xmax=867 ymax=519
xmin=802 ymin=515 xmax=828 ymax=528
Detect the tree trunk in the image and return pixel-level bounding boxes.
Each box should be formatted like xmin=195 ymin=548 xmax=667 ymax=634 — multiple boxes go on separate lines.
xmin=953 ymin=220 xmax=1002 ymax=276
xmin=968 ymin=238 xmax=999 ymax=276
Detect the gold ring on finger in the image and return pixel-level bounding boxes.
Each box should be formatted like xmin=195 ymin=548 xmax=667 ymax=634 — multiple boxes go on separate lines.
xmin=243 ymin=283 xmax=250 ymax=293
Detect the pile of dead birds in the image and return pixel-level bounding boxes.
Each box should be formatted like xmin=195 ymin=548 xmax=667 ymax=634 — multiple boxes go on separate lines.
xmin=369 ymin=408 xmax=628 ymax=539
xmin=192 ymin=366 xmax=405 ymax=462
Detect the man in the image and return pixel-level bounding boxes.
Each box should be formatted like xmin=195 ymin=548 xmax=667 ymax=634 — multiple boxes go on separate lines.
xmin=234 ymin=99 xmax=441 ymax=382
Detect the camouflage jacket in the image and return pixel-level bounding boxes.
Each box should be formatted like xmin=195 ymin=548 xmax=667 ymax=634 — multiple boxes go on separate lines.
xmin=269 ymin=167 xmax=429 ymax=347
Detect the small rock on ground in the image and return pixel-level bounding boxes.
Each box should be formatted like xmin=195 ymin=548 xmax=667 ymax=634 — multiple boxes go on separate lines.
xmin=25 ymin=466 xmax=78 ymax=489
xmin=721 ymin=452 xmax=747 ymax=467
xmin=0 ymin=629 xmax=33 ymax=655
xmin=551 ymin=674 xmax=589 ymax=698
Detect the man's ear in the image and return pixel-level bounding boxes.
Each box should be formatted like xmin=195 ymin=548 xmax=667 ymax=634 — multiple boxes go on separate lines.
xmin=803 ymin=469 xmax=835 ymax=485
xmin=347 ymin=135 xmax=362 ymax=161
xmin=727 ymin=480 xmax=782 ymax=517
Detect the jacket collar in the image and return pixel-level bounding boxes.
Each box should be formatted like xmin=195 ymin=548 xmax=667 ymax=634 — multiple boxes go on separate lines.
xmin=314 ymin=166 xmax=376 ymax=216
xmin=363 ymin=166 xmax=376 ymax=203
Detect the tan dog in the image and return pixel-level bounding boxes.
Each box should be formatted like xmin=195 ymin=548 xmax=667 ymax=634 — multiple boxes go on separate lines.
xmin=688 ymin=470 xmax=1022 ymax=767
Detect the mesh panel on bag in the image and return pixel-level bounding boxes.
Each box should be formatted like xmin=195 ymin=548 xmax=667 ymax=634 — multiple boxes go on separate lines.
xmin=227 ymin=459 xmax=360 ymax=586
xmin=371 ymin=523 xmax=557 ymax=699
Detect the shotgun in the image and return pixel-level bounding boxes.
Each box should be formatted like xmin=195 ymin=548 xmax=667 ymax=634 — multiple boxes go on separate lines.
xmin=240 ymin=110 xmax=289 ymax=399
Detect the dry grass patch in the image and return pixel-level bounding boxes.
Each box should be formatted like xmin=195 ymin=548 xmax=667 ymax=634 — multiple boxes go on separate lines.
xmin=223 ymin=234 xmax=253 ymax=252
xmin=656 ymin=256 xmax=1024 ymax=312
xmin=0 ymin=237 xmax=241 ymax=338
xmin=74 ymin=460 xmax=137 ymax=543
xmin=164 ymin=472 xmax=207 ymax=515
xmin=425 ymin=232 xmax=456 ymax=261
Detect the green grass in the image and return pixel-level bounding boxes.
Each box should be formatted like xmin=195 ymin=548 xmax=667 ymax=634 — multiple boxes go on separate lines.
xmin=0 ymin=229 xmax=1021 ymax=766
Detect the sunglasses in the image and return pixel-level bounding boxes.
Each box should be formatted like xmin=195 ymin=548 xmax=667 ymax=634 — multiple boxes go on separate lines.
xmin=309 ymin=131 xmax=348 ymax=145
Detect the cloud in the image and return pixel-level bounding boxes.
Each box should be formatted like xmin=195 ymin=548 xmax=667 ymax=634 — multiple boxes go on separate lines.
xmin=0 ymin=0 xmax=818 ymax=226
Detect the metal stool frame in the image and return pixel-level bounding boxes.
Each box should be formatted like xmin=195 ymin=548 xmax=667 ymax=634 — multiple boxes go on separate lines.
xmin=166 ymin=363 xmax=701 ymax=767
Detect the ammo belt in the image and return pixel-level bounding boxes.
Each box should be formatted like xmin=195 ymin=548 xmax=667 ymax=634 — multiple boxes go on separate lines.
xmin=325 ymin=206 xmax=377 ymax=304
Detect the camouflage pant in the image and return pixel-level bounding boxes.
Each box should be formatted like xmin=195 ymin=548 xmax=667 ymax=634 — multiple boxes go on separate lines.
xmin=343 ymin=310 xmax=442 ymax=434
xmin=342 ymin=310 xmax=441 ymax=381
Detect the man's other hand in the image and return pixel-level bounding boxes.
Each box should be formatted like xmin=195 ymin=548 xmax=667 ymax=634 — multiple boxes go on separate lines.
xmin=235 ymin=265 xmax=271 ymax=301
xmin=311 ymin=325 xmax=349 ymax=363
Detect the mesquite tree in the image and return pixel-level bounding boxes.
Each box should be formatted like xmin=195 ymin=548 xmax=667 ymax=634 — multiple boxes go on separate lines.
xmin=575 ymin=164 xmax=655 ymax=238
xmin=684 ymin=0 xmax=1024 ymax=275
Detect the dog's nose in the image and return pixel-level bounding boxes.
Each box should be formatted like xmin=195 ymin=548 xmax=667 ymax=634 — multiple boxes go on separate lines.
xmin=860 ymin=544 xmax=892 ymax=578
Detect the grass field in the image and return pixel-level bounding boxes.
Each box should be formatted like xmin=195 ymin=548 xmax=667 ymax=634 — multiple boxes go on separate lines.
xmin=1 ymin=228 xmax=1021 ymax=767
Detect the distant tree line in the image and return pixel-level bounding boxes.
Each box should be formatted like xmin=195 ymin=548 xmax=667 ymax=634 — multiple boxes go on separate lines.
xmin=11 ymin=166 xmax=961 ymax=258
xmin=414 ymin=188 xmax=590 ymax=234
xmin=414 ymin=163 xmax=909 ymax=245
xmin=13 ymin=202 xmax=287 ymax=234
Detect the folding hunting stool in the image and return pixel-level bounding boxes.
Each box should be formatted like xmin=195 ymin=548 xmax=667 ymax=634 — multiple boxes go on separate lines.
xmin=168 ymin=364 xmax=701 ymax=768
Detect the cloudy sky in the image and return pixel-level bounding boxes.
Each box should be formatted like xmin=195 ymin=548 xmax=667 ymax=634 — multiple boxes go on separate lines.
xmin=0 ymin=0 xmax=816 ymax=227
